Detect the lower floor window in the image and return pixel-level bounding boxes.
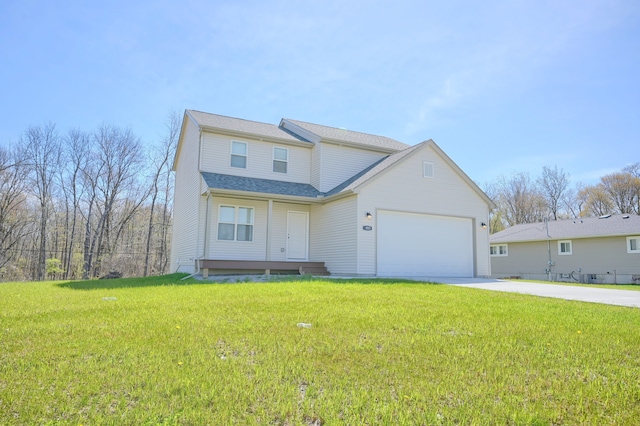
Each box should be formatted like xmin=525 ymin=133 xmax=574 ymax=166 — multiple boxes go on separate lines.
xmin=218 ymin=206 xmax=253 ymax=241
xmin=558 ymin=240 xmax=572 ymax=255
xmin=628 ymin=236 xmax=640 ymax=253
xmin=490 ymin=244 xmax=508 ymax=256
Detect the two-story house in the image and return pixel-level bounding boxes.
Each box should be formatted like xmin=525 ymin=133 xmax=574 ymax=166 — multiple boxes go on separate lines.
xmin=170 ymin=109 xmax=495 ymax=278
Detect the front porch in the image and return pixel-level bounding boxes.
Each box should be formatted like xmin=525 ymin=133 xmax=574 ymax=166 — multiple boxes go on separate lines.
xmin=198 ymin=259 xmax=329 ymax=278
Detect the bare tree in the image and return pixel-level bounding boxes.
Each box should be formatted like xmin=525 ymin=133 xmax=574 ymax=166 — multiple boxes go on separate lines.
xmin=562 ymin=182 xmax=585 ymax=218
xmin=143 ymin=111 xmax=179 ymax=276
xmin=58 ymin=129 xmax=91 ymax=278
xmin=580 ymin=184 xmax=614 ymax=217
xmin=0 ymin=146 xmax=29 ymax=271
xmin=22 ymin=123 xmax=61 ymax=280
xmin=87 ymin=125 xmax=145 ymax=277
xmin=538 ymin=166 xmax=570 ymax=220
xmin=600 ymin=172 xmax=640 ymax=215
xmin=495 ymin=172 xmax=547 ymax=226
xmin=622 ymin=162 xmax=640 ymax=214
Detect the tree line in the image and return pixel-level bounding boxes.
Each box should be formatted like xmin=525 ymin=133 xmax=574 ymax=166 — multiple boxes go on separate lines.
xmin=0 ymin=113 xmax=179 ymax=281
xmin=485 ymin=163 xmax=640 ymax=233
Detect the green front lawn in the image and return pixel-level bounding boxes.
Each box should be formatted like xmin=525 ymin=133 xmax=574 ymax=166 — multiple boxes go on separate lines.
xmin=1 ymin=275 xmax=639 ymax=424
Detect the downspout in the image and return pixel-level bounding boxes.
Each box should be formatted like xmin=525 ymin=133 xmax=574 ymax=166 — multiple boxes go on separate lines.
xmin=266 ymin=199 xmax=273 ymax=261
xmin=203 ymin=192 xmax=211 ymax=258
xmin=182 ymin=192 xmax=211 ymax=281
xmin=181 ymin=258 xmax=201 ymax=280
xmin=545 ymin=218 xmax=552 ymax=281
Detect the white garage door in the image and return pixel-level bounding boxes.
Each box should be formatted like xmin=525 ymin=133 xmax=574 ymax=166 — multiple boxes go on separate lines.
xmin=377 ymin=210 xmax=473 ymax=277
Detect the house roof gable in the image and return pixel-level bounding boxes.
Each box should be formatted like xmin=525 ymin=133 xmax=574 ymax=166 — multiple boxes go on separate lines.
xmin=328 ymin=140 xmax=495 ymax=207
xmin=490 ymin=214 xmax=640 ymax=243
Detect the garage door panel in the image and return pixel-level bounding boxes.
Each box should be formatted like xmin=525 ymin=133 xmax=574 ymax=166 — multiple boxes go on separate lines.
xmin=377 ymin=211 xmax=473 ymax=277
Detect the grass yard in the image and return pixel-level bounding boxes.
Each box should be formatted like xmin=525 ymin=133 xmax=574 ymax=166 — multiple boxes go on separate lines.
xmin=1 ymin=275 xmax=640 ymax=425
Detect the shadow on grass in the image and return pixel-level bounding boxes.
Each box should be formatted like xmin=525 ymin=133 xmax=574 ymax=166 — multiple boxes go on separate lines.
xmin=268 ymin=275 xmax=442 ymax=285
xmin=56 ymin=273 xmax=198 ymax=290
xmin=56 ymin=273 xmax=441 ymax=290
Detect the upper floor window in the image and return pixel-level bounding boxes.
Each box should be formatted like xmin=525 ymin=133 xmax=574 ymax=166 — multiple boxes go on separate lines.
xmin=423 ymin=161 xmax=434 ymax=178
xmin=231 ymin=141 xmax=247 ymax=168
xmin=218 ymin=206 xmax=253 ymax=241
xmin=273 ymin=147 xmax=288 ymax=173
xmin=490 ymin=244 xmax=508 ymax=257
xmin=558 ymin=240 xmax=572 ymax=255
xmin=628 ymin=236 xmax=640 ymax=253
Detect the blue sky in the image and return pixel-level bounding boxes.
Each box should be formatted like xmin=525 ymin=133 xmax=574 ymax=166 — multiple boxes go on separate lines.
xmin=1 ymin=0 xmax=639 ymax=186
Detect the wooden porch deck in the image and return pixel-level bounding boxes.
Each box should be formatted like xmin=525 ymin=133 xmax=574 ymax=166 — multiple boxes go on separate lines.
xmin=198 ymin=259 xmax=329 ymax=278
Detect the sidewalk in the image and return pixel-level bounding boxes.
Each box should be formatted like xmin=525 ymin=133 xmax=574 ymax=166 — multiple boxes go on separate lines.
xmin=436 ymin=278 xmax=640 ymax=308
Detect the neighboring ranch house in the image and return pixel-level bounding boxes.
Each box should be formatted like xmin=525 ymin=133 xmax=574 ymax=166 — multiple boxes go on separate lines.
xmin=490 ymin=214 xmax=640 ymax=284
xmin=170 ymin=109 xmax=495 ymax=278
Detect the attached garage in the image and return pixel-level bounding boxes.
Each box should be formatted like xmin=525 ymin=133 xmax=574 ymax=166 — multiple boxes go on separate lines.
xmin=377 ymin=210 xmax=474 ymax=277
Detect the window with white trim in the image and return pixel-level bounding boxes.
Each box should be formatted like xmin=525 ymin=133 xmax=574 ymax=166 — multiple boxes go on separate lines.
xmin=273 ymin=147 xmax=288 ymax=173
xmin=490 ymin=244 xmax=508 ymax=257
xmin=230 ymin=141 xmax=247 ymax=168
xmin=558 ymin=240 xmax=572 ymax=255
xmin=423 ymin=161 xmax=434 ymax=178
xmin=627 ymin=236 xmax=640 ymax=253
xmin=217 ymin=206 xmax=253 ymax=241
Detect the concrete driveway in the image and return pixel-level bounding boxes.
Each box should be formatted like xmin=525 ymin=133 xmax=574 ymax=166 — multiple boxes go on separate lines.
xmin=436 ymin=278 xmax=640 ymax=308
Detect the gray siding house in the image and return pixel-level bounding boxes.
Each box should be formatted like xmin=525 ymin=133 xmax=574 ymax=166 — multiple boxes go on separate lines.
xmin=490 ymin=214 xmax=640 ymax=284
xmin=171 ymin=110 xmax=495 ymax=278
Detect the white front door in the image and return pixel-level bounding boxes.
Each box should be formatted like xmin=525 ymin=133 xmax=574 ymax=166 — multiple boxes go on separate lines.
xmin=287 ymin=211 xmax=308 ymax=260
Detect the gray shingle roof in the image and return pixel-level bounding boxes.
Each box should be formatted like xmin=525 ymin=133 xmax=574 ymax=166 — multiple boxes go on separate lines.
xmin=283 ymin=119 xmax=410 ymax=151
xmin=490 ymin=214 xmax=640 ymax=243
xmin=187 ymin=110 xmax=307 ymax=143
xmin=201 ymin=172 xmax=322 ymax=198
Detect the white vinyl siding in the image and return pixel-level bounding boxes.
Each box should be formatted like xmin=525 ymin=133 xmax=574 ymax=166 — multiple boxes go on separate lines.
xmin=309 ymin=196 xmax=357 ymax=275
xmin=170 ymin=116 xmax=203 ymax=273
xmin=490 ymin=244 xmax=508 ymax=256
xmin=627 ymin=236 xmax=640 ymax=253
xmin=273 ymin=147 xmax=288 ymax=173
xmin=558 ymin=240 xmax=572 ymax=255
xmin=356 ymin=143 xmax=490 ymax=276
xmin=318 ymin=143 xmax=387 ymax=192
xmin=200 ymin=133 xmax=311 ymax=183
xmin=230 ymin=141 xmax=247 ymax=168
xmin=311 ymin=144 xmax=322 ymax=190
